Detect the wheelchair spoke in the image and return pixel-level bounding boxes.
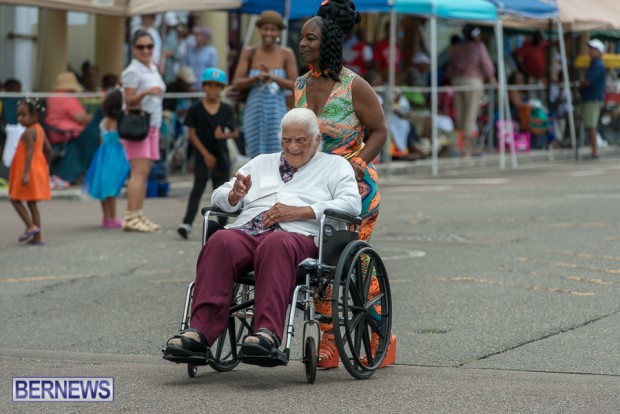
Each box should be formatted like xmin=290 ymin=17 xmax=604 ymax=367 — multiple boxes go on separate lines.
xmin=361 ymin=255 xmax=375 ymax=299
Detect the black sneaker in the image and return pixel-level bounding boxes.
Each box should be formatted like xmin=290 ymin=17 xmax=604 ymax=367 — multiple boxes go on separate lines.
xmin=177 ymin=223 xmax=192 ymax=239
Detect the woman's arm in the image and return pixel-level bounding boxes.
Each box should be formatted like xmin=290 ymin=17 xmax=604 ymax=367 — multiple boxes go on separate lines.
xmin=232 ymin=47 xmax=262 ymax=92
xmin=124 ymin=86 xmax=163 ymax=109
xmin=351 ymin=76 xmax=388 ymax=164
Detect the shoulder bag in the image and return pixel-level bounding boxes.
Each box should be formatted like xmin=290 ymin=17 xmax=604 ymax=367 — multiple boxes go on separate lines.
xmin=117 ymin=110 xmax=151 ymax=141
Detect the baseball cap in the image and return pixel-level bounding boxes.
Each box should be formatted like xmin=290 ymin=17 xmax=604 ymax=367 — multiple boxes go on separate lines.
xmin=587 ymin=39 xmax=606 ymax=54
xmin=412 ymin=53 xmax=431 ymax=65
xmin=200 ymin=68 xmax=228 ymax=86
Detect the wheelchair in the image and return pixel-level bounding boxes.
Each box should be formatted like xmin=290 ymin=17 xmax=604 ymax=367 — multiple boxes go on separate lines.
xmin=163 ymin=207 xmax=392 ymax=382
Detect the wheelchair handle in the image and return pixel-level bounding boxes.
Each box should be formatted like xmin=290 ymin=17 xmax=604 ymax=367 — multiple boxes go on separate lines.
xmin=201 ymin=206 xmax=241 ymax=218
xmin=323 ymin=209 xmax=362 ymax=226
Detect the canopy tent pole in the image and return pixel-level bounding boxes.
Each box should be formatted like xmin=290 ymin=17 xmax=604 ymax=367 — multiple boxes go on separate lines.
xmin=386 ymin=7 xmax=397 ymax=176
xmin=556 ymin=18 xmax=577 ymax=159
xmin=430 ymin=15 xmax=439 ymax=176
xmin=495 ymin=18 xmax=506 ymax=170
xmin=281 ymin=0 xmax=290 ymax=47
xmin=495 ymin=15 xmax=519 ymax=170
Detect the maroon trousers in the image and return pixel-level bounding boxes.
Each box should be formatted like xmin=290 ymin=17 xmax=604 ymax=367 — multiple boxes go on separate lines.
xmin=190 ymin=229 xmax=318 ymax=345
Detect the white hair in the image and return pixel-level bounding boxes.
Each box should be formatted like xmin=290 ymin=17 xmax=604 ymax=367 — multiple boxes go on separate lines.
xmin=279 ymin=108 xmax=321 ymax=144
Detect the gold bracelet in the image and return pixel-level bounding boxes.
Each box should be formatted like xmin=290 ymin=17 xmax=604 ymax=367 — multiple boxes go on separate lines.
xmin=350 ymin=156 xmax=367 ymax=171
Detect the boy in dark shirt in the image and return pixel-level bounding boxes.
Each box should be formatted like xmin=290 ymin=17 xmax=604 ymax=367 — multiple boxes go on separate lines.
xmin=178 ymin=68 xmax=239 ymax=239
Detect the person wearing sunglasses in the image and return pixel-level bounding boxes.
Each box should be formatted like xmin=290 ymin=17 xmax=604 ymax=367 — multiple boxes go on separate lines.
xmin=120 ymin=29 xmax=166 ymax=232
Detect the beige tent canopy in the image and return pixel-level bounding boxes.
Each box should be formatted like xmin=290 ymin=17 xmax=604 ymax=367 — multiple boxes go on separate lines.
xmin=505 ymin=0 xmax=620 ymax=32
xmin=0 ymin=0 xmax=241 ymax=16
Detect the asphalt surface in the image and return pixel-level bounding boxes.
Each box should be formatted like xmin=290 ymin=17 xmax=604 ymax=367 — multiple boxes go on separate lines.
xmin=2 ymin=153 xmax=620 ymax=413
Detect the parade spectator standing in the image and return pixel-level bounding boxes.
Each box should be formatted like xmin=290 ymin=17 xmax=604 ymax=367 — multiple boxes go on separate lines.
xmin=177 ymin=68 xmax=238 ymax=239
xmin=342 ymin=29 xmax=373 ymax=76
xmin=161 ymin=12 xmax=181 ymax=83
xmin=449 ymin=27 xmax=497 ymax=155
xmin=137 ymin=14 xmax=162 ymax=66
xmin=295 ymin=0 xmax=395 ymax=369
xmin=82 ymin=90 xmax=130 ymax=229
xmin=578 ymin=39 xmax=607 ymax=159
xmin=9 ymin=99 xmax=51 ymax=245
xmin=120 ymin=29 xmax=166 ymax=232
xmin=373 ymin=21 xmax=401 ymax=80
xmin=513 ymin=30 xmax=548 ymax=83
xmin=185 ymin=27 xmax=218 ymax=91
xmin=232 ymin=10 xmax=297 ymax=157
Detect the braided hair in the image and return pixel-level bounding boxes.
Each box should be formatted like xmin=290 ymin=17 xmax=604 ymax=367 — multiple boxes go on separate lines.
xmin=18 ymin=98 xmax=45 ymax=117
xmin=316 ymin=0 xmax=361 ymax=82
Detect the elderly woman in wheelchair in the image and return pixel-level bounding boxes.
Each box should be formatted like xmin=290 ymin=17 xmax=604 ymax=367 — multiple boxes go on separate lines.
xmin=163 ymin=108 xmax=392 ymax=381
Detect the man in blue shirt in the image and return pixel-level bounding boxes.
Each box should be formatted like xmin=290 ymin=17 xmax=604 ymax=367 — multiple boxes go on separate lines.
xmin=579 ymin=39 xmax=606 ymax=159
xmin=184 ymin=27 xmax=218 ymax=91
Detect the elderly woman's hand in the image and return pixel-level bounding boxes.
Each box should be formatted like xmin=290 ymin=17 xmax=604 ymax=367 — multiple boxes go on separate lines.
xmin=263 ymin=203 xmax=315 ymax=227
xmin=228 ymin=173 xmax=252 ymax=206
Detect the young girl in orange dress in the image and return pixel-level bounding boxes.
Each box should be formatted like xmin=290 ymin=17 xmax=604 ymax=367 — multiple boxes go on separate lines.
xmin=9 ymin=99 xmax=51 ymax=245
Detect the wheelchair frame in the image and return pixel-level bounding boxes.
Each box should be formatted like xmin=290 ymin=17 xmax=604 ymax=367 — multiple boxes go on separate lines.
xmin=167 ymin=206 xmax=392 ymax=382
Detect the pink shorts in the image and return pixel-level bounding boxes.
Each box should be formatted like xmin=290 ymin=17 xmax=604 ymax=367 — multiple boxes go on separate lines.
xmin=121 ymin=127 xmax=160 ymax=161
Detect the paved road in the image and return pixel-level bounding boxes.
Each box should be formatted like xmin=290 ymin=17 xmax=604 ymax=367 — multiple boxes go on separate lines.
xmin=1 ymin=157 xmax=620 ymax=413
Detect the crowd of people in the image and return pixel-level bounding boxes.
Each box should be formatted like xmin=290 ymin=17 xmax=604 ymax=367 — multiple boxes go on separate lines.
xmin=1 ymin=8 xmax=615 ymax=241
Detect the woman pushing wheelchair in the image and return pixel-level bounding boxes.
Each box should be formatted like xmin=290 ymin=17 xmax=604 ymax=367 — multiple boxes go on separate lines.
xmin=163 ymin=108 xmax=361 ymax=363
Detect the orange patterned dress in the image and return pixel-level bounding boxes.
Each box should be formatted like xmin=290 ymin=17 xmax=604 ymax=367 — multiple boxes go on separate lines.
xmin=294 ymin=67 xmax=379 ymax=241
xmin=9 ymin=123 xmax=51 ymax=201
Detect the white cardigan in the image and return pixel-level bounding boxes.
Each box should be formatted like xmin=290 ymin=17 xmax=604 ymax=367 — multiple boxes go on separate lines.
xmin=211 ymin=151 xmax=362 ymax=238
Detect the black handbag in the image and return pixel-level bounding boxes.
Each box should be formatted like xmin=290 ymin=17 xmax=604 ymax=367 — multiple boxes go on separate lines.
xmin=117 ymin=110 xmax=151 ymax=141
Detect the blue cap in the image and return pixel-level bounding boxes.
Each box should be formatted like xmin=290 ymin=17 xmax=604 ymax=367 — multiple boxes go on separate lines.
xmin=200 ymin=68 xmax=228 ymax=85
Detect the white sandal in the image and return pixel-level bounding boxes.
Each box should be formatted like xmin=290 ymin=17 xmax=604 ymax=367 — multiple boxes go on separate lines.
xmin=123 ymin=210 xmax=156 ymax=233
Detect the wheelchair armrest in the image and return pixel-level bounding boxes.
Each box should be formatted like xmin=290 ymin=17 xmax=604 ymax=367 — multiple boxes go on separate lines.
xmin=323 ymin=209 xmax=362 ymax=226
xmin=201 ymin=206 xmax=241 ymax=218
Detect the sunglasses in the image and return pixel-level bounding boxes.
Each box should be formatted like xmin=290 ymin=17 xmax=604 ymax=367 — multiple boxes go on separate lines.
xmin=135 ymin=44 xmax=154 ymax=51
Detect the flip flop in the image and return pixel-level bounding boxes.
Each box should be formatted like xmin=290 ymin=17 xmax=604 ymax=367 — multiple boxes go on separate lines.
xmin=18 ymin=228 xmax=40 ymax=243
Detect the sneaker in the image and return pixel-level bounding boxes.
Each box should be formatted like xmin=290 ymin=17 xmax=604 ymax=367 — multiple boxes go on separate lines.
xmin=177 ymin=223 xmax=192 ymax=239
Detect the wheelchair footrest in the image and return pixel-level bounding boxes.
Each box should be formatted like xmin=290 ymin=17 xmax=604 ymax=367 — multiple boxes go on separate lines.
xmin=162 ymin=352 xmax=209 ymax=366
xmin=238 ymin=350 xmax=288 ymax=367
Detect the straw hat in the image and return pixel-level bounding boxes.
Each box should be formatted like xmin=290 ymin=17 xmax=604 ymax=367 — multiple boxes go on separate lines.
xmin=177 ymin=66 xmax=197 ymax=84
xmin=54 ymin=72 xmax=83 ymax=92
xmin=256 ymin=10 xmax=286 ymax=30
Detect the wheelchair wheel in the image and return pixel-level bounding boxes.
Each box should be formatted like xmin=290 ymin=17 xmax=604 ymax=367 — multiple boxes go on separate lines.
xmin=304 ymin=336 xmax=317 ymax=384
xmin=187 ymin=364 xmax=198 ymax=378
xmin=332 ymin=240 xmax=392 ymax=380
